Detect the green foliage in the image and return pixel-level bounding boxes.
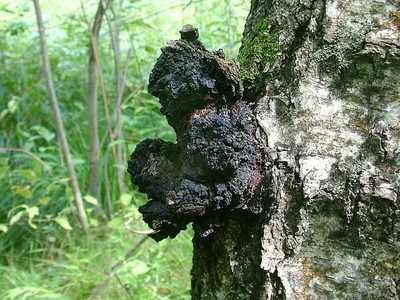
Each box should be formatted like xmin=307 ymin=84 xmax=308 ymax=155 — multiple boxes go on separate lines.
xmin=238 ymin=20 xmax=281 ymax=88
xmin=0 ymin=0 xmax=249 ymax=298
xmin=0 ymin=224 xmax=193 ymax=299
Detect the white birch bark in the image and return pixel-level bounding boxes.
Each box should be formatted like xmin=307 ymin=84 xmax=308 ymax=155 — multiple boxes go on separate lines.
xmin=250 ymin=0 xmax=400 ymax=298
xmin=192 ymin=0 xmax=399 ymax=298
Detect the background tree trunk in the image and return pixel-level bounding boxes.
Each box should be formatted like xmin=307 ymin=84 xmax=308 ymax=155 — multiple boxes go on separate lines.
xmin=191 ymin=0 xmax=400 ymax=299
xmin=86 ymin=0 xmax=110 ymax=214
xmin=33 ymin=0 xmax=89 ymax=233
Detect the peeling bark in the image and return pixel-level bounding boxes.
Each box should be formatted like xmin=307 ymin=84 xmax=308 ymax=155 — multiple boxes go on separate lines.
xmin=128 ymin=1 xmax=400 ymax=298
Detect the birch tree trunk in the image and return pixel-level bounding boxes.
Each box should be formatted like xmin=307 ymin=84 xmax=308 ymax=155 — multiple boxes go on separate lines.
xmin=191 ymin=0 xmax=400 ymax=298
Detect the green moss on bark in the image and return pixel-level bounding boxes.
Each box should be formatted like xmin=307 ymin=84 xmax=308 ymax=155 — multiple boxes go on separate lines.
xmin=238 ymin=20 xmax=281 ymax=89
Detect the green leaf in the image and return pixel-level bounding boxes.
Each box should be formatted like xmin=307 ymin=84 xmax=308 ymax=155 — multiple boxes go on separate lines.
xmin=120 ymin=193 xmax=132 ymax=207
xmin=13 ymin=185 xmax=32 ymax=199
xmin=89 ymin=218 xmax=99 ymax=227
xmin=83 ymin=195 xmax=98 ymax=205
xmin=0 ymin=157 xmax=8 ymax=166
xmin=107 ymin=216 xmax=123 ymax=230
xmin=0 ymin=4 xmax=14 ymax=14
xmin=125 ymin=259 xmax=150 ymax=276
xmin=54 ymin=217 xmax=72 ymax=230
xmin=32 ymin=125 xmax=55 ymax=143
xmin=38 ymin=196 xmax=51 ymax=205
xmin=19 ymin=169 xmax=37 ymax=181
xmin=0 ymin=224 xmax=8 ymax=233
xmin=27 ymin=206 xmax=39 ymax=229
xmin=0 ymin=109 xmax=8 ymax=120
xmin=7 ymin=96 xmax=19 ymax=113
xmin=0 ymin=166 xmax=8 ymax=179
xmin=10 ymin=211 xmax=24 ymax=225
xmin=7 ymin=204 xmax=28 ymax=216
xmin=32 ymin=159 xmax=43 ymax=177
xmin=144 ymin=45 xmax=156 ymax=54
xmin=5 ymin=287 xmax=25 ymax=299
xmin=72 ymin=158 xmax=85 ymax=166
xmin=65 ymin=186 xmax=73 ymax=201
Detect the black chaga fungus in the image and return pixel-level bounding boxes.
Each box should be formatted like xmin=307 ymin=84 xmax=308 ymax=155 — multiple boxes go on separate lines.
xmin=127 ymin=25 xmax=270 ymax=241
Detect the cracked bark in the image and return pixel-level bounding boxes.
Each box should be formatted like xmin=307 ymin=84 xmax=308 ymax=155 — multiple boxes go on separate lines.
xmin=128 ymin=1 xmax=400 ymax=298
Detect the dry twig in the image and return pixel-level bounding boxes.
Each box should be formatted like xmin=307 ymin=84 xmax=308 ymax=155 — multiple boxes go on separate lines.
xmin=88 ymin=235 xmax=150 ymax=300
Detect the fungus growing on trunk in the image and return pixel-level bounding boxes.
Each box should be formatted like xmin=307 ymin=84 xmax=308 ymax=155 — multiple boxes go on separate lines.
xmin=127 ymin=25 xmax=271 ymax=241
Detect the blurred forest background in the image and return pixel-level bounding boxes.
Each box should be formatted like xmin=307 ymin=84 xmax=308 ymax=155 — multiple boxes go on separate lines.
xmin=0 ymin=0 xmax=249 ymax=298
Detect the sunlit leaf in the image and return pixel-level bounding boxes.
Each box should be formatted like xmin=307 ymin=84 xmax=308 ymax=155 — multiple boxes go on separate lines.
xmin=0 ymin=224 xmax=8 ymax=233
xmin=13 ymin=185 xmax=32 ymax=199
xmin=72 ymin=158 xmax=85 ymax=166
xmin=107 ymin=216 xmax=123 ymax=229
xmin=0 ymin=109 xmax=8 ymax=120
xmin=7 ymin=204 xmax=28 ymax=216
xmin=38 ymin=196 xmax=51 ymax=205
xmin=0 ymin=4 xmax=15 ymax=14
xmin=120 ymin=193 xmax=132 ymax=207
xmin=144 ymin=45 xmax=156 ymax=54
xmin=10 ymin=211 xmax=24 ymax=225
xmin=27 ymin=206 xmax=39 ymax=229
xmin=19 ymin=169 xmax=37 ymax=181
xmin=7 ymin=96 xmax=19 ymax=113
xmin=125 ymin=259 xmax=150 ymax=276
xmin=32 ymin=125 xmax=55 ymax=143
xmin=5 ymin=287 xmax=25 ymax=299
xmin=89 ymin=218 xmax=99 ymax=227
xmin=54 ymin=217 xmax=72 ymax=230
xmin=83 ymin=195 xmax=98 ymax=205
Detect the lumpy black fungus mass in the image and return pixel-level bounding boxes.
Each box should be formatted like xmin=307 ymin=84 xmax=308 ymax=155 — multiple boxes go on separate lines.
xmin=127 ymin=25 xmax=270 ymax=241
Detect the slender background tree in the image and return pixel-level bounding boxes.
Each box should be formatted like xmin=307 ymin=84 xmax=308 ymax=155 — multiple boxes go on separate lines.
xmin=85 ymin=0 xmax=111 ymax=215
xmin=33 ymin=0 xmax=89 ymax=232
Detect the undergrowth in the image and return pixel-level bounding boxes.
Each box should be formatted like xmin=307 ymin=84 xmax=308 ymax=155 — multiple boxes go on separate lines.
xmin=0 ymin=0 xmax=249 ymax=298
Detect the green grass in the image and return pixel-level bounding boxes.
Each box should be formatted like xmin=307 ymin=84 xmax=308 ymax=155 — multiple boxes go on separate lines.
xmin=0 ymin=222 xmax=194 ymax=300
xmin=0 ymin=0 xmax=249 ymax=298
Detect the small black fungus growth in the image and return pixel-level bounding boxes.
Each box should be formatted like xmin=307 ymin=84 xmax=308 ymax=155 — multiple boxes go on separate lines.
xmin=127 ymin=25 xmax=270 ymax=241
xmin=179 ymin=24 xmax=199 ymax=42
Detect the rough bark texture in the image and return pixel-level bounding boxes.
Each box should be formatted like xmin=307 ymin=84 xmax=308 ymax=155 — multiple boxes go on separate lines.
xmin=128 ymin=1 xmax=400 ymax=298
xmin=234 ymin=0 xmax=399 ymax=298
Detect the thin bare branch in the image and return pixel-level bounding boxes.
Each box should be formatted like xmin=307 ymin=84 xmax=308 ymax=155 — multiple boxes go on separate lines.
xmin=103 ymin=145 xmax=113 ymax=219
xmin=0 ymin=148 xmax=52 ymax=174
xmin=88 ymin=235 xmax=150 ymax=300
xmin=118 ymin=0 xmax=199 ymax=24
xmin=115 ymin=274 xmax=133 ymax=299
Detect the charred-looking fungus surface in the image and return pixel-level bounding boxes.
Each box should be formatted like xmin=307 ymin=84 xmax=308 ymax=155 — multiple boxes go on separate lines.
xmin=127 ymin=25 xmax=270 ymax=241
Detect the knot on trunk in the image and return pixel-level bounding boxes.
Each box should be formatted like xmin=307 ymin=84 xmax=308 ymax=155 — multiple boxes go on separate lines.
xmin=127 ymin=26 xmax=270 ymax=241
